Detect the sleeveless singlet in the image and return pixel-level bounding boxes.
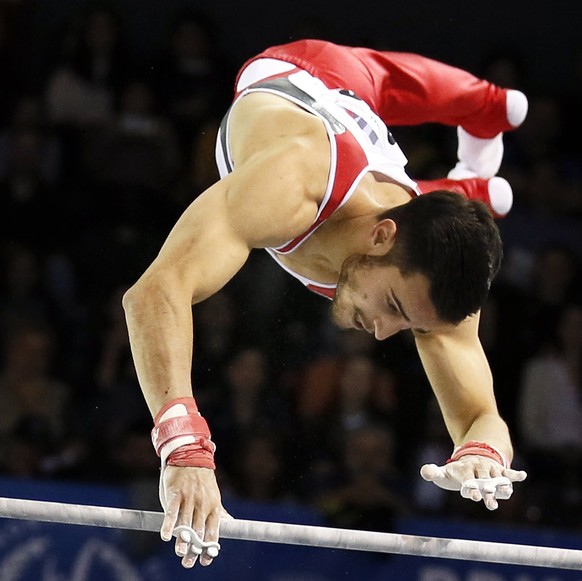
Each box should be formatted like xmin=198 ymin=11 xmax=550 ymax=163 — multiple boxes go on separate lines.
xmin=215 ymin=63 xmax=419 ymax=299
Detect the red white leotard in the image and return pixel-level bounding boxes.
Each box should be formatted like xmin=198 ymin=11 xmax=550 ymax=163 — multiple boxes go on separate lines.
xmin=216 ymin=55 xmax=421 ymax=298
xmin=215 ymin=40 xmax=515 ymax=299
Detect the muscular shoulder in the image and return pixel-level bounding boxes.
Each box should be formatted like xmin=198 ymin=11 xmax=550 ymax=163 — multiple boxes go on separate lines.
xmin=230 ymin=92 xmax=322 ymax=151
xmin=229 ymin=92 xmax=330 ymax=176
xmin=221 ymin=136 xmax=326 ymax=248
xmin=223 ymin=93 xmax=331 ymax=247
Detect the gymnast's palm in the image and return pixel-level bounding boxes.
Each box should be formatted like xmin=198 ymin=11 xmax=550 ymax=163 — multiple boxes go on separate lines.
xmin=160 ymin=465 xmax=225 ymax=568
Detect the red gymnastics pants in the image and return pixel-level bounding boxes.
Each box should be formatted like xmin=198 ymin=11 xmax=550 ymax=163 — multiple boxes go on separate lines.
xmin=239 ymin=40 xmax=517 ymax=213
xmin=246 ymin=39 xmax=512 ymax=139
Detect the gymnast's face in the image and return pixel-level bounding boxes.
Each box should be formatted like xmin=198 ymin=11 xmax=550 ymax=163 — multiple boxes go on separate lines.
xmin=331 ymin=255 xmax=442 ymax=340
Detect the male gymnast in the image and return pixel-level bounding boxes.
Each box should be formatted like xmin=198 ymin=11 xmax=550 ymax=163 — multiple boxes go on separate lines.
xmin=123 ymin=39 xmax=529 ymax=568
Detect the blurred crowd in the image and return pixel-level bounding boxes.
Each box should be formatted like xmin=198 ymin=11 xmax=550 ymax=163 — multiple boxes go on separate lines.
xmin=0 ymin=2 xmax=581 ymax=537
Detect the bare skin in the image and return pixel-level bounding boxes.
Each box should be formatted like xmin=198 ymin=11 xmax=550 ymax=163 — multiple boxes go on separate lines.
xmin=123 ymin=91 xmax=524 ymax=568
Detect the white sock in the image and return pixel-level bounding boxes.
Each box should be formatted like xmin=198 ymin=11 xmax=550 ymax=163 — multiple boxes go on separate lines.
xmin=448 ymin=128 xmax=504 ymax=179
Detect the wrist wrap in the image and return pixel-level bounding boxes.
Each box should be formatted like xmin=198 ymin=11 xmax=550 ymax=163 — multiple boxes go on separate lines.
xmin=151 ymin=396 xmax=216 ymax=470
xmin=447 ymin=440 xmax=510 ymax=469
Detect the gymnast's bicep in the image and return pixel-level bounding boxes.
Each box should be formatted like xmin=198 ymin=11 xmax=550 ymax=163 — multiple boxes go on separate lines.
xmin=142 ymin=154 xmax=319 ymax=304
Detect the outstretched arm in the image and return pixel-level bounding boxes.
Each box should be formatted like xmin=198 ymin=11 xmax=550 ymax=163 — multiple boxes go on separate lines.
xmin=413 ymin=313 xmax=526 ymax=510
xmin=122 ymin=142 xmax=320 ymax=567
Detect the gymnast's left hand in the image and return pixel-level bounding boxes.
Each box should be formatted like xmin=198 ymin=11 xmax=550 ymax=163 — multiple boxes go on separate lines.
xmin=420 ymin=456 xmax=527 ymax=510
xmin=160 ymin=465 xmax=225 ymax=568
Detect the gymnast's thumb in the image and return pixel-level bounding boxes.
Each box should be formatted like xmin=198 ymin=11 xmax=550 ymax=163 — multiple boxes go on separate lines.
xmin=420 ymin=463 xmax=445 ymax=481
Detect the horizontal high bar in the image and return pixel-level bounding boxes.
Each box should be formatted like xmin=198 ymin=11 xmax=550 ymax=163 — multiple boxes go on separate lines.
xmin=0 ymin=496 xmax=580 ymax=570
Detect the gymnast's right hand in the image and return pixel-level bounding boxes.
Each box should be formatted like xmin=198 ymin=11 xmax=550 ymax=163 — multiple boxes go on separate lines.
xmin=150 ymin=397 xmax=225 ymax=568
xmin=160 ymin=465 xmax=224 ymax=568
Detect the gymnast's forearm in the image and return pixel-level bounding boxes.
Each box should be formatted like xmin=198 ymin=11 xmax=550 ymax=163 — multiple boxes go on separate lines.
xmin=440 ymin=350 xmax=514 ymax=462
xmin=123 ymin=276 xmax=196 ymax=417
xmin=429 ymin=359 xmax=513 ymax=461
xmin=415 ymin=322 xmax=514 ymax=462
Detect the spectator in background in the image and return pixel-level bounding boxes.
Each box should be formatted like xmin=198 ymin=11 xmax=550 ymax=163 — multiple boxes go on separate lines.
xmin=527 ymin=245 xmax=582 ymax=335
xmin=85 ymin=286 xmax=151 ymax=445
xmin=334 ymin=354 xmax=397 ymax=432
xmin=411 ymin=399 xmax=451 ymax=515
xmin=45 ymin=5 xmax=126 ymax=129
xmin=95 ymin=286 xmax=135 ymax=392
xmin=303 ymin=352 xmax=396 ymax=448
xmin=169 ymin=117 xmax=222 ymax=208
xmin=486 ymin=243 xmax=582 ymax=427
xmin=107 ymin=420 xmax=161 ymax=484
xmin=80 ymin=78 xmax=180 ymax=230
xmin=0 ymin=322 xmax=67 ymax=438
xmin=44 ymin=4 xmax=128 ymax=193
xmin=156 ymin=12 xmax=230 ymax=156
xmin=519 ymin=302 xmax=582 ymax=452
xmin=210 ymin=347 xmax=291 ymax=475
xmin=315 ymin=425 xmax=408 ymax=533
xmin=0 ymin=243 xmax=83 ymax=383
xmin=0 ymin=321 xmax=83 ymax=478
xmin=2 ymin=416 xmax=57 ymax=478
xmin=503 ymin=93 xmax=582 ymax=221
xmin=517 ymin=303 xmax=582 ymax=529
xmin=295 ymin=328 xmax=379 ymax=420
xmin=0 ymin=244 xmax=50 ymax=329
xmin=296 ymin=340 xmax=398 ymax=500
xmin=0 ymin=95 xmax=62 ymax=185
xmin=0 ymin=127 xmax=65 ymax=250
xmin=230 ymin=431 xmax=292 ymax=502
xmin=520 ymin=303 xmax=582 ymax=460
xmin=192 ymin=290 xmax=240 ymax=393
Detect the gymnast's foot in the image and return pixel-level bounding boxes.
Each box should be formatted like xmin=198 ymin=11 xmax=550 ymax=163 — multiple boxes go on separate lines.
xmin=449 ymin=89 xmax=529 ymax=179
xmin=416 ymin=176 xmax=513 ymax=219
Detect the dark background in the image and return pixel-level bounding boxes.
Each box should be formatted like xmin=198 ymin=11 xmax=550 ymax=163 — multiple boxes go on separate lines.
xmin=0 ymin=0 xmax=581 ymax=544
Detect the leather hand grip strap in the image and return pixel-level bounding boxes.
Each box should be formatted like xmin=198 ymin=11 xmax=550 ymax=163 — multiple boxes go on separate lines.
xmin=447 ymin=440 xmax=510 ymax=469
xmin=151 ymin=397 xmax=216 ymax=470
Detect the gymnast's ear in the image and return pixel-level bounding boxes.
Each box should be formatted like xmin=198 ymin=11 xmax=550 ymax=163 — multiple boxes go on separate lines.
xmin=367 ymin=218 xmax=397 ymax=256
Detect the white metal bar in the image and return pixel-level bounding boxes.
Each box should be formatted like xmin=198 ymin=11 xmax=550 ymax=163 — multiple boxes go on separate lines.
xmin=0 ymin=497 xmax=580 ymax=570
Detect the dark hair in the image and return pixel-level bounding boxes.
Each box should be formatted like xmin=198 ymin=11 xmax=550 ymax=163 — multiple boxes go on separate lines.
xmin=371 ymin=191 xmax=503 ymax=324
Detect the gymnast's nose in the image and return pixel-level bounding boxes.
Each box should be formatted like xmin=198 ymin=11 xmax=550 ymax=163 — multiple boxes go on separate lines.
xmin=373 ymin=317 xmax=405 ymax=340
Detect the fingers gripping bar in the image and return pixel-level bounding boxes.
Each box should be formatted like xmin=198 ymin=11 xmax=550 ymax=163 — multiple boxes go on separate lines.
xmin=173 ymin=525 xmax=221 ymax=558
